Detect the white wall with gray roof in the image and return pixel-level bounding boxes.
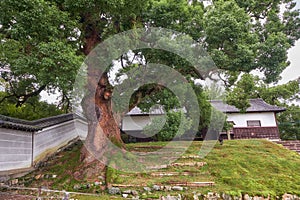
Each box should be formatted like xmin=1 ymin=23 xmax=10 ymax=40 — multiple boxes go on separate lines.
xmin=33 ymin=119 xmax=87 ymax=163
xmin=0 ymin=115 xmax=87 ymax=172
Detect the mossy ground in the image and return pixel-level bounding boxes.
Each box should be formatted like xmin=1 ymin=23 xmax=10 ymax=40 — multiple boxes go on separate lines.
xmin=16 ymin=139 xmax=300 ymax=199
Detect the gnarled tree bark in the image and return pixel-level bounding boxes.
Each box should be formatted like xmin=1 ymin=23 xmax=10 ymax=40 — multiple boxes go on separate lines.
xmin=74 ymin=29 xmax=124 ymax=185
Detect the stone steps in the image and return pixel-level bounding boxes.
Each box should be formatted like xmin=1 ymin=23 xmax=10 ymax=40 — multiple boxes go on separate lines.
xmin=275 ymin=140 xmax=300 ymax=154
xmin=114 ymin=154 xmax=213 ymax=190
xmin=149 ymin=171 xmax=205 ymax=177
xmin=112 ymin=181 xmax=215 ymax=188
xmin=146 ymin=161 xmax=207 ymax=170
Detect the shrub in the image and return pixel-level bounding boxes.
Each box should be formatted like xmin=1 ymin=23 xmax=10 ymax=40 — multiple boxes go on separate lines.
xmin=143 ymin=111 xmax=192 ymax=141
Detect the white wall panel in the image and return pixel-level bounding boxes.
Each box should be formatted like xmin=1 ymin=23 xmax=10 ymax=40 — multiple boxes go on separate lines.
xmin=0 ymin=128 xmax=32 ymax=171
xmin=122 ymin=115 xmax=163 ymax=131
xmin=33 ymin=121 xmax=77 ymax=162
xmin=227 ymin=112 xmax=277 ymax=127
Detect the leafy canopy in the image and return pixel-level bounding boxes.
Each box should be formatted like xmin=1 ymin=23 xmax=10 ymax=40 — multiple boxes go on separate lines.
xmin=0 ymin=0 xmax=299 ymax=126
xmin=0 ymin=91 xmax=63 ymax=120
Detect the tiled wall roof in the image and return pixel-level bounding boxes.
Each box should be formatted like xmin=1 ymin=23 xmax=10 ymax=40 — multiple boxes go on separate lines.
xmin=0 ymin=113 xmax=85 ymax=132
xmin=210 ymin=98 xmax=286 ymax=113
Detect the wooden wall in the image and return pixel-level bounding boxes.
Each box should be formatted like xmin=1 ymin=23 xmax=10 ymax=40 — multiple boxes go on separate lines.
xmin=233 ymin=127 xmax=279 ymax=140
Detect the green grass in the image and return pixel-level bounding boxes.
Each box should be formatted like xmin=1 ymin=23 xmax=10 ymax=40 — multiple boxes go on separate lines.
xmin=202 ymin=140 xmax=300 ymax=196
xmin=21 ymin=139 xmax=300 ymax=198
xmin=22 ymin=141 xmax=83 ymax=191
xmin=125 ymin=140 xmax=300 ymax=196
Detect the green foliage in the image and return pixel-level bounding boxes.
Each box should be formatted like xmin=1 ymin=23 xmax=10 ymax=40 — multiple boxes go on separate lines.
xmin=204 ymin=0 xmax=299 ymax=84
xmin=0 ymin=92 xmax=63 ymax=120
xmin=1 ymin=0 xmax=299 ymax=116
xmin=227 ymin=74 xmax=258 ymax=112
xmin=222 ymin=117 xmax=234 ymax=132
xmin=257 ymin=80 xmax=300 ymax=105
xmin=194 ymin=85 xmax=213 ymax=135
xmin=145 ymin=0 xmax=204 ymax=38
xmin=278 ymin=105 xmax=300 ymax=140
xmin=0 ymin=0 xmax=83 ymax=107
xmin=135 ymin=85 xmax=181 ymax=112
xmin=204 ymin=0 xmax=257 ymax=73
xmin=141 ymin=0 xmax=300 ymax=86
xmin=106 ymin=162 xmax=119 ymax=185
xmin=226 ymin=74 xmax=299 ymax=107
xmin=226 ymin=73 xmax=300 ymax=139
xmin=143 ymin=111 xmax=192 ymax=141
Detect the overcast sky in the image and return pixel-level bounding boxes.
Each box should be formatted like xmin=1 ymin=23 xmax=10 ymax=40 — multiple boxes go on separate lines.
xmin=279 ymin=0 xmax=300 ymax=84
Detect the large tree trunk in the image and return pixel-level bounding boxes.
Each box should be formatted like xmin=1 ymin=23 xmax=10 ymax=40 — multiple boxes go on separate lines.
xmin=74 ymin=28 xmax=124 ymax=185
xmin=74 ymin=72 xmax=124 ymax=184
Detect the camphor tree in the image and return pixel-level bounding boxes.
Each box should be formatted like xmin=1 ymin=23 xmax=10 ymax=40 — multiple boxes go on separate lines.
xmin=0 ymin=0 xmax=300 ymax=184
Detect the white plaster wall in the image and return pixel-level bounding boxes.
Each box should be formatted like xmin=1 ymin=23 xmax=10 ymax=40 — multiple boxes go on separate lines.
xmin=73 ymin=119 xmax=88 ymax=140
xmin=122 ymin=115 xmax=151 ymax=131
xmin=0 ymin=118 xmax=88 ymax=172
xmin=227 ymin=112 xmax=277 ymax=127
xmin=33 ymin=121 xmax=78 ymax=163
xmin=122 ymin=115 xmax=164 ymax=131
xmin=0 ymin=128 xmax=32 ymax=171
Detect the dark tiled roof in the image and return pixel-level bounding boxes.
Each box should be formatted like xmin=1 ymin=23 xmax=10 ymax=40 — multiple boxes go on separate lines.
xmin=210 ymin=98 xmax=286 ymax=113
xmin=0 ymin=119 xmax=40 ymax=132
xmin=0 ymin=113 xmax=85 ymax=132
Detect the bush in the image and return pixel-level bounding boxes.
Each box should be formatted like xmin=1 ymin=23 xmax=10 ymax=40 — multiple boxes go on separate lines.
xmin=143 ymin=111 xmax=192 ymax=141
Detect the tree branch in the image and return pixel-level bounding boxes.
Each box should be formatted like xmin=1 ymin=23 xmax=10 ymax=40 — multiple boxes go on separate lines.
xmin=16 ymin=84 xmax=47 ymax=107
xmin=0 ymin=94 xmax=15 ymax=104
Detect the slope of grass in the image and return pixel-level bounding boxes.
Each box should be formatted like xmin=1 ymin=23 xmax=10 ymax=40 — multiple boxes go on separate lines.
xmin=125 ymin=139 xmax=300 ymax=196
xmin=202 ymin=140 xmax=300 ymax=196
xmin=19 ymin=139 xmax=300 ymax=197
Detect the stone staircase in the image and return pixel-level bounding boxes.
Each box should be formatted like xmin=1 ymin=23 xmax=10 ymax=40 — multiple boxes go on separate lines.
xmin=275 ymin=140 xmax=300 ymax=154
xmin=108 ymin=147 xmax=215 ymax=192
